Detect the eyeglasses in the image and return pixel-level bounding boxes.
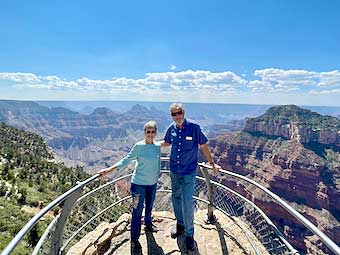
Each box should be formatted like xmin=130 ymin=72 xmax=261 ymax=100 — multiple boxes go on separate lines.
xmin=171 ymin=110 xmax=183 ymax=116
xmin=145 ymin=130 xmax=155 ymax=134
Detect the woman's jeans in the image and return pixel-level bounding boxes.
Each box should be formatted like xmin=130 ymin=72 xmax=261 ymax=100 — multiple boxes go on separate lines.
xmin=170 ymin=171 xmax=196 ymax=237
xmin=130 ymin=183 xmax=157 ymax=241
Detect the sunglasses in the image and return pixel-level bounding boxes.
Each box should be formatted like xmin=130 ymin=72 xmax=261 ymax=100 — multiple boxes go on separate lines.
xmin=145 ymin=130 xmax=156 ymax=134
xmin=171 ymin=110 xmax=183 ymax=116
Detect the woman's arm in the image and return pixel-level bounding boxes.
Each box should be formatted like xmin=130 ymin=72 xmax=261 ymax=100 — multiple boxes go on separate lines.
xmin=96 ymin=165 xmax=118 ymax=175
xmin=96 ymin=144 xmax=138 ymax=176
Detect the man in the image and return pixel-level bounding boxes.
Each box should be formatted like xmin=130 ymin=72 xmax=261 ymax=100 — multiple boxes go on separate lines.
xmin=163 ymin=102 xmax=219 ymax=252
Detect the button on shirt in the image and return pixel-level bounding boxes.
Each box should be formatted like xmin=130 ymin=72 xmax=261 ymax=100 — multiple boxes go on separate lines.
xmin=164 ymin=118 xmax=208 ymax=175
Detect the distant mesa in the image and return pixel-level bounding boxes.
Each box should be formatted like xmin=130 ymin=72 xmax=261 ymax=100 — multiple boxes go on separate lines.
xmin=0 ymin=100 xmax=171 ymax=171
xmin=244 ymin=104 xmax=340 ymax=146
xmin=91 ymin=107 xmax=114 ymax=116
xmin=130 ymin=104 xmax=149 ymax=112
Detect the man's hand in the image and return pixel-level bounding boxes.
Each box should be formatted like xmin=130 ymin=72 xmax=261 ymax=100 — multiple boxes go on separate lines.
xmin=160 ymin=140 xmax=171 ymax=147
xmin=208 ymin=162 xmax=221 ymax=176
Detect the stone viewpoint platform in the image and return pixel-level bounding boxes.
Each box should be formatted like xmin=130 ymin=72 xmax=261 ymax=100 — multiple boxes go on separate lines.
xmin=67 ymin=210 xmax=269 ymax=255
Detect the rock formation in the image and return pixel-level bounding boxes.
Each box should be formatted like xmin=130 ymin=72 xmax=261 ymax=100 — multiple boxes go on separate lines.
xmin=209 ymin=105 xmax=340 ymax=254
xmin=244 ymin=105 xmax=340 ymax=145
xmin=0 ymin=101 xmax=171 ymax=172
xmin=67 ymin=210 xmax=269 ymax=255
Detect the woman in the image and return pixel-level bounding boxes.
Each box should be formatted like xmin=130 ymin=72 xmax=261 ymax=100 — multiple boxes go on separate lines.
xmin=97 ymin=120 xmax=161 ymax=251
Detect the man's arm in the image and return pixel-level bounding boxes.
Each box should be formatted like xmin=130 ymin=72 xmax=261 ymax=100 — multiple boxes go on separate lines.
xmin=199 ymin=143 xmax=220 ymax=175
xmin=163 ymin=126 xmax=172 ymax=147
xmin=199 ymin=144 xmax=213 ymax=163
xmin=160 ymin=140 xmax=171 ymax=147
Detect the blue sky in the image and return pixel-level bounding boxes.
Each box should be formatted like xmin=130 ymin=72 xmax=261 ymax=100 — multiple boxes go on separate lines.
xmin=1 ymin=0 xmax=340 ymax=105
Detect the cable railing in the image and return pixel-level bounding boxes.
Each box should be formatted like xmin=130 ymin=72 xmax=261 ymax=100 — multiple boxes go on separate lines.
xmin=199 ymin=163 xmax=340 ymax=255
xmin=2 ymin=159 xmax=340 ymax=255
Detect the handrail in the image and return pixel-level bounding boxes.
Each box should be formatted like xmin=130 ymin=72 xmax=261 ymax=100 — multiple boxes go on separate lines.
xmin=3 ymin=162 xmax=340 ymax=255
xmin=60 ymin=189 xmax=210 ymax=253
xmin=60 ymin=196 xmax=132 ymax=252
xmin=58 ymin=174 xmax=292 ymax=255
xmin=206 ymin=176 xmax=299 ymax=254
xmin=32 ymin=217 xmax=58 ymax=255
xmin=198 ymin=162 xmax=340 ymax=255
xmin=1 ymin=174 xmax=100 ymax=255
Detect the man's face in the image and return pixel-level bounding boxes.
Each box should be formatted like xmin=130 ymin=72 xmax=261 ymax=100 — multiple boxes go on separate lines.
xmin=171 ymin=108 xmax=184 ymax=125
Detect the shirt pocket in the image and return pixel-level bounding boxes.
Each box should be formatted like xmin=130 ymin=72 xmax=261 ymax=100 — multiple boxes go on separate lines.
xmin=183 ymin=141 xmax=194 ymax=151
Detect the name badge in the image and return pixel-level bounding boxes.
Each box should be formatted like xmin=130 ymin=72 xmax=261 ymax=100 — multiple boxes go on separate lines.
xmin=185 ymin=136 xmax=193 ymax=141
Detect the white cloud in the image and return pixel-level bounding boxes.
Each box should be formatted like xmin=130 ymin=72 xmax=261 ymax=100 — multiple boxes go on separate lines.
xmin=0 ymin=70 xmax=247 ymax=97
xmin=1 ymin=68 xmax=340 ymax=104
xmin=254 ymin=68 xmax=318 ymax=81
xmin=251 ymin=68 xmax=319 ymax=91
xmin=249 ymin=68 xmax=340 ymax=93
xmin=144 ymin=70 xmax=246 ymax=92
xmin=247 ymin=80 xmax=273 ymax=92
xmin=0 ymin=72 xmax=40 ymax=83
xmin=169 ymin=64 xmax=176 ymax=70
xmin=309 ymin=88 xmax=340 ymax=95
xmin=318 ymin=70 xmax=340 ymax=87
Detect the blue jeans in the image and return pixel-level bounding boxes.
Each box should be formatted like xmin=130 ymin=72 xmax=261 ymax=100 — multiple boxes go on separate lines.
xmin=130 ymin=183 xmax=157 ymax=241
xmin=170 ymin=171 xmax=196 ymax=237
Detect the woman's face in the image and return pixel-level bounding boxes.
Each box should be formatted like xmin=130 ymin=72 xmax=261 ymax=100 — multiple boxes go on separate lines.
xmin=144 ymin=127 xmax=156 ymax=142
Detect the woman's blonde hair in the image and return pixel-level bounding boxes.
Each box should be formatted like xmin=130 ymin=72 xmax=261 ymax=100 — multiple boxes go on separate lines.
xmin=144 ymin=120 xmax=157 ymax=131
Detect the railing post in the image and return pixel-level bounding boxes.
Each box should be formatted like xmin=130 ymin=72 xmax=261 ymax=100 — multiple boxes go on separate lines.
xmin=199 ymin=166 xmax=217 ymax=224
xmin=32 ymin=218 xmax=58 ymax=255
xmin=49 ymin=186 xmax=83 ymax=255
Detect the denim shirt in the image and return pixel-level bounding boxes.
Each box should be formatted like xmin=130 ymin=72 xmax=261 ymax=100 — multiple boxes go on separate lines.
xmin=164 ymin=119 xmax=208 ymax=175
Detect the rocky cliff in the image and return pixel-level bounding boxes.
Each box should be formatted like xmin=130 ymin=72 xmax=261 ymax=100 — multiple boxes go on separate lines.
xmin=209 ymin=105 xmax=340 ymax=254
xmin=244 ymin=105 xmax=340 ymax=145
xmin=0 ymin=101 xmax=171 ymax=172
xmin=0 ymin=122 xmax=89 ymax=253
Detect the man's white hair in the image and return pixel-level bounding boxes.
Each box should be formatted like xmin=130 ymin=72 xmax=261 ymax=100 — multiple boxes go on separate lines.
xmin=169 ymin=102 xmax=184 ymax=112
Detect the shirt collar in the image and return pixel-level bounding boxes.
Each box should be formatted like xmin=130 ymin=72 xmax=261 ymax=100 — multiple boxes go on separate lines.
xmin=173 ymin=118 xmax=187 ymax=129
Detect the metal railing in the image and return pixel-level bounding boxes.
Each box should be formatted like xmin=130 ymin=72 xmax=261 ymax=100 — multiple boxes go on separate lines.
xmin=2 ymin=160 xmax=340 ymax=255
xmin=199 ymin=163 xmax=340 ymax=255
xmin=1 ymin=174 xmax=100 ymax=255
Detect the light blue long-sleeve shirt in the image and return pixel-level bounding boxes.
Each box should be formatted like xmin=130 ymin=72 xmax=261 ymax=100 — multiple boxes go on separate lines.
xmin=113 ymin=140 xmax=161 ymax=185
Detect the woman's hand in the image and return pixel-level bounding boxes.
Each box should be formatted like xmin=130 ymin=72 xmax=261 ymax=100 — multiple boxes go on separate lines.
xmin=96 ymin=166 xmax=117 ymax=179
